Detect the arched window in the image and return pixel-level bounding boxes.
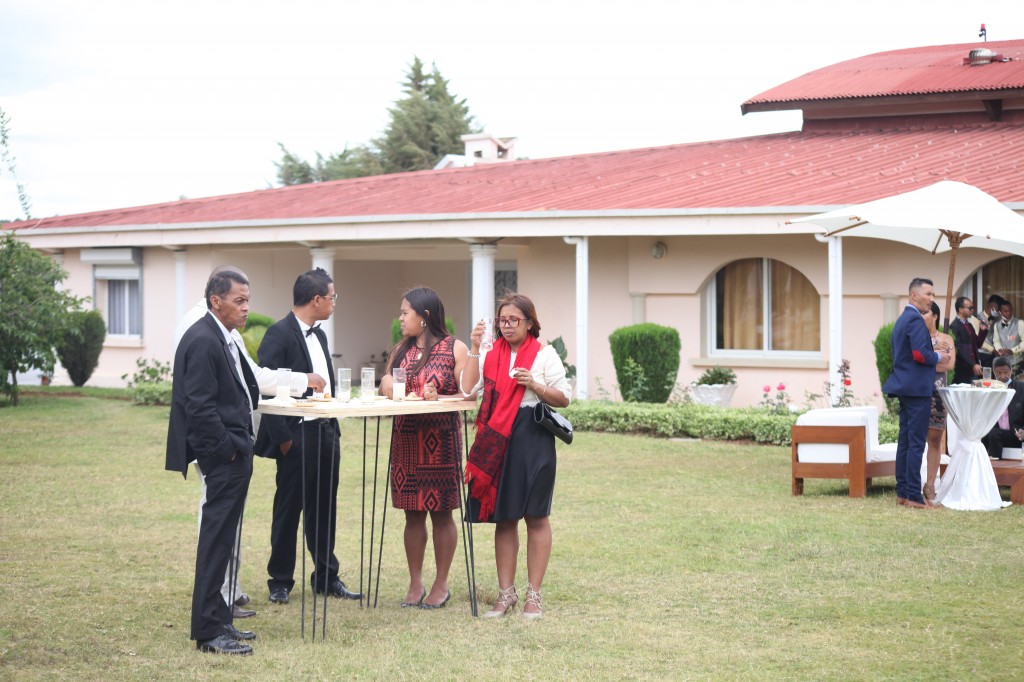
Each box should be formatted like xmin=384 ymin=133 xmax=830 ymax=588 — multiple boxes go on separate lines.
xmin=710 ymin=258 xmax=820 ymax=354
xmin=958 ymin=255 xmax=1024 ymax=316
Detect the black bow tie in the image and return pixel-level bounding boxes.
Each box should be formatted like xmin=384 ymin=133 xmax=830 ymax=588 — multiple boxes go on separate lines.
xmin=305 ymin=324 xmax=321 ymax=337
xmin=1003 ymin=322 xmax=1010 ymax=328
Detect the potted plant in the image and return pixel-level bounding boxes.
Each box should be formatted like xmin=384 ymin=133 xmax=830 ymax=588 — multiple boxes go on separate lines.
xmin=690 ymin=365 xmax=737 ymax=406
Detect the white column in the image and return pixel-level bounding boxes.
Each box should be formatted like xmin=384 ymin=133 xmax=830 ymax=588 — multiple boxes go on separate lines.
xmin=828 ymin=236 xmax=843 ymax=406
xmin=563 ymin=237 xmax=589 ymax=400
xmin=470 ymin=244 xmax=497 ymax=325
xmin=310 ymin=247 xmax=336 ymax=354
xmin=631 ymin=293 xmax=646 ymax=324
xmin=174 ymin=250 xmax=187 ymax=322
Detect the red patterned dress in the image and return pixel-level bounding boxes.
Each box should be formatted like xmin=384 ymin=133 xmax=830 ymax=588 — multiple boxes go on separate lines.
xmin=390 ymin=336 xmax=463 ymax=511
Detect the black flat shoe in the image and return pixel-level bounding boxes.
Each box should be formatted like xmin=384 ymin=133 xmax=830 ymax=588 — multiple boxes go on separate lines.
xmin=420 ymin=592 xmax=451 ymax=610
xmin=196 ymin=634 xmax=252 ymax=655
xmin=401 ymin=590 xmax=426 ymax=608
xmin=269 ymin=587 xmax=290 ymax=604
xmin=223 ymin=623 xmax=256 ymax=641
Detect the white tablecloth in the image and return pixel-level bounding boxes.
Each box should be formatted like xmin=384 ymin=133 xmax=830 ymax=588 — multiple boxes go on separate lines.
xmin=936 ymin=386 xmax=1013 ymax=510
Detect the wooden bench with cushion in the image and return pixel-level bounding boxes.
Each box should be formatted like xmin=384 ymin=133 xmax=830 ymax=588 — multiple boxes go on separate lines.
xmin=791 ymin=406 xmax=900 ymax=498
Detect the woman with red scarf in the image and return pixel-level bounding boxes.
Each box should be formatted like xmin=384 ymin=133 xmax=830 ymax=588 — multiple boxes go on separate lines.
xmin=461 ymin=293 xmax=571 ymax=619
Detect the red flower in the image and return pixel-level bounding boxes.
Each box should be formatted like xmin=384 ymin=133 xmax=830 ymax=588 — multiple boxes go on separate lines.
xmin=762 ymin=385 xmax=771 ymax=393
xmin=776 ymin=383 xmax=786 ymax=391
xmin=843 ymin=378 xmax=852 ymax=386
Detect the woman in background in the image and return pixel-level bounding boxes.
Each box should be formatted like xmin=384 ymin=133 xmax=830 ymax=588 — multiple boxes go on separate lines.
xmin=462 ymin=292 xmax=571 ymax=619
xmin=923 ymin=300 xmax=954 ymax=503
xmin=379 ymin=286 xmax=470 ymax=609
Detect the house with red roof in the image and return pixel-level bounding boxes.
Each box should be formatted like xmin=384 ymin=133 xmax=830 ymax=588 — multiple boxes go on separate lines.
xmin=5 ymin=39 xmax=1024 ymax=405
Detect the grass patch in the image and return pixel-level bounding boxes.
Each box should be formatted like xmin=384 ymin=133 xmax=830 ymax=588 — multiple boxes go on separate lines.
xmin=1 ymin=396 xmax=1022 ymax=680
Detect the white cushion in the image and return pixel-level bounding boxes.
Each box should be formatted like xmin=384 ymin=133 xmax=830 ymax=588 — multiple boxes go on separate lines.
xmin=1003 ymin=447 xmax=1023 ymax=461
xmin=796 ymin=410 xmax=871 ymax=464
xmin=869 ymin=442 xmax=898 ymax=463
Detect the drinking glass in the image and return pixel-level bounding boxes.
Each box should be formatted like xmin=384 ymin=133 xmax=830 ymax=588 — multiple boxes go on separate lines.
xmin=392 ymin=367 xmax=407 ymax=401
xmin=335 ymin=368 xmax=351 ymax=402
xmin=480 ymin=319 xmax=494 ymax=351
xmin=275 ymin=368 xmax=293 ymax=400
xmin=360 ymin=367 xmax=376 ymax=403
xmin=982 ymin=366 xmax=992 ymax=381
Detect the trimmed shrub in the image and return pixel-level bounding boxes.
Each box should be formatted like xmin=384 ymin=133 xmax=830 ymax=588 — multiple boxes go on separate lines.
xmin=561 ymin=401 xmax=798 ymax=446
xmin=241 ymin=312 xmax=275 ymax=363
xmin=608 ymin=323 xmax=680 ymax=403
xmin=874 ymin=321 xmax=895 ymax=390
xmin=56 ymin=309 xmax=106 ymax=386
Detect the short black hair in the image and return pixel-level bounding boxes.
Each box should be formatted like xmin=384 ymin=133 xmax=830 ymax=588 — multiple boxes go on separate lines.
xmin=988 ymin=294 xmax=1006 ymax=306
xmin=293 ymin=268 xmax=333 ymax=306
xmin=955 ymin=296 xmax=971 ymax=312
xmin=909 ymin=277 xmax=933 ymax=292
xmin=205 ymin=270 xmax=249 ymax=309
xmin=993 ymin=356 xmax=1013 ymax=370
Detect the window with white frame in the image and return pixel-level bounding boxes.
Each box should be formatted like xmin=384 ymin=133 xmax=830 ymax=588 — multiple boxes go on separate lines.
xmin=709 ymin=258 xmax=820 ymax=355
xmin=82 ymin=248 xmax=142 ymax=338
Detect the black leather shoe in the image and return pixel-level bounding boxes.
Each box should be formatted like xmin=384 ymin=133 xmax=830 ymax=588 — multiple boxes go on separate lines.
xmin=269 ymin=587 xmax=289 ymax=604
xmin=232 ymin=604 xmax=256 ymax=619
xmin=224 ymin=623 xmax=256 ymax=641
xmin=234 ymin=593 xmax=251 ymax=607
xmin=313 ymin=578 xmax=362 ymax=600
xmin=196 ymin=634 xmax=252 ymax=655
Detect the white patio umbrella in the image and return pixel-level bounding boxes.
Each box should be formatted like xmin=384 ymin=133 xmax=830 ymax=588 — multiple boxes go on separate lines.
xmin=788 ymin=180 xmax=1024 ymax=327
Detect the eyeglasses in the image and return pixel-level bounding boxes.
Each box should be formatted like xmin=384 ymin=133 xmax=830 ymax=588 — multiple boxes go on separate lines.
xmin=496 ymin=316 xmax=524 ymax=328
xmin=966 ymin=306 xmax=976 ymax=311
xmin=321 ymin=294 xmax=338 ymax=303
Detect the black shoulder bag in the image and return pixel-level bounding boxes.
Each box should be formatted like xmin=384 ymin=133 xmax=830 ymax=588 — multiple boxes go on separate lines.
xmin=533 ymin=402 xmax=573 ymax=445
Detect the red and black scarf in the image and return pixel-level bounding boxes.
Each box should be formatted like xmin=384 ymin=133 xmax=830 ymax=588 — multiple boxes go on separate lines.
xmin=465 ymin=334 xmax=540 ymax=521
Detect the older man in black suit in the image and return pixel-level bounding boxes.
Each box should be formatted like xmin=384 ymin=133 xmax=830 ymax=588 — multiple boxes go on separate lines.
xmin=982 ymin=356 xmax=1024 ymax=460
xmin=257 ymin=268 xmax=361 ymax=604
xmin=166 ymin=269 xmax=259 ymax=655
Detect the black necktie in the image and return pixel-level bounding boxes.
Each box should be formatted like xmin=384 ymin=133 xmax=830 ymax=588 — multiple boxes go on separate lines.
xmin=305 ymin=324 xmax=321 ymax=337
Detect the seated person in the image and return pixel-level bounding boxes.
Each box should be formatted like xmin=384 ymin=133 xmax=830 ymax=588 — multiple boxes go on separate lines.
xmin=981 ymin=356 xmax=1024 ymax=460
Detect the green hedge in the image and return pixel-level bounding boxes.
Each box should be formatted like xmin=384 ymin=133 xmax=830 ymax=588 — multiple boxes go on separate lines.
xmin=559 ymin=401 xmax=900 ymax=448
xmin=56 ymin=309 xmax=106 ymax=386
xmin=608 ymin=323 xmax=680 ymax=403
xmin=129 ymin=381 xmax=173 ymax=406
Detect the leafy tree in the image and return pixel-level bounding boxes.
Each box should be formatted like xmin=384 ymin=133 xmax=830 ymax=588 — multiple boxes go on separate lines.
xmin=0 ymin=106 xmax=32 ymax=220
xmin=275 ymin=57 xmax=478 ymax=185
xmin=0 ymin=231 xmax=85 ymax=404
xmin=56 ymin=309 xmax=106 ymax=386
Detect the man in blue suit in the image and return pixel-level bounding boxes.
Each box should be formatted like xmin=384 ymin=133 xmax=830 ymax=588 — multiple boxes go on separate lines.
xmin=882 ymin=277 xmax=951 ymax=509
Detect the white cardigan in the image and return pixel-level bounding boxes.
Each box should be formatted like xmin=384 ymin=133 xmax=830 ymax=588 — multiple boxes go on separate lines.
xmin=463 ymin=344 xmax=572 ymax=406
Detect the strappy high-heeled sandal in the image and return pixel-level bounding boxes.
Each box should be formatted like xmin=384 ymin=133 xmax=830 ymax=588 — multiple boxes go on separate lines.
xmin=522 ymin=582 xmax=543 ymax=620
xmin=483 ymin=585 xmax=518 ymax=618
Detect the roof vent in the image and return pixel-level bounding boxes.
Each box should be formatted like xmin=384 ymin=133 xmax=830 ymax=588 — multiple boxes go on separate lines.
xmin=968 ymin=48 xmax=996 ymax=65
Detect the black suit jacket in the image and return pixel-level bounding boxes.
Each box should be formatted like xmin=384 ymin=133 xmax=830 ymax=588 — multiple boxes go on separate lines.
xmin=254 ymin=311 xmax=337 ymax=458
xmin=165 ymin=313 xmax=260 ymax=478
xmin=1004 ymin=379 xmax=1024 ymax=432
xmin=950 ymin=317 xmax=982 ymax=384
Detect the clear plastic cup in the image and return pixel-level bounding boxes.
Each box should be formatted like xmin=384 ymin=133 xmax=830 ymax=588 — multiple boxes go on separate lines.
xmin=335 ymin=368 xmax=351 ymax=402
xmin=360 ymin=367 xmax=376 ymax=403
xmin=480 ymin=319 xmax=494 ymax=351
xmin=392 ymin=367 xmax=406 ymax=401
xmin=275 ymin=368 xmax=293 ymax=400
xmin=983 ymin=367 xmax=992 ymax=381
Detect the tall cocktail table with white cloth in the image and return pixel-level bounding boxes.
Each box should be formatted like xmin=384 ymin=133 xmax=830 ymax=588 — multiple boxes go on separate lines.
xmin=258 ymin=396 xmax=480 ymax=638
xmin=936 ymin=386 xmax=1013 ymax=510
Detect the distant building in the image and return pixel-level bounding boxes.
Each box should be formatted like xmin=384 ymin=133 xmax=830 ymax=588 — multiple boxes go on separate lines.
xmin=6 ymin=39 xmax=1024 ymax=405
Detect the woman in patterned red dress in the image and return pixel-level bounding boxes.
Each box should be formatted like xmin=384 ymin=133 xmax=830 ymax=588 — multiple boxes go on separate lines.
xmin=379 ymin=287 xmax=472 ymax=609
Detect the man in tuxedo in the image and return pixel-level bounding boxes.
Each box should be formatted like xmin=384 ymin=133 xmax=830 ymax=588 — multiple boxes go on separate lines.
xmin=256 ymin=268 xmax=361 ymax=604
xmin=172 ymin=268 xmax=327 ymax=621
xmin=166 ymin=269 xmax=259 ymax=655
xmin=949 ymin=296 xmax=987 ymax=385
xmin=993 ymin=300 xmax=1024 ymax=377
xmin=883 ymin=277 xmax=949 ymax=509
xmin=982 ymin=357 xmax=1024 ymax=459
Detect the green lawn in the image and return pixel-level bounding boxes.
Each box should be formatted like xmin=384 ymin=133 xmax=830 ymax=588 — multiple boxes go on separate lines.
xmin=1 ymin=392 xmax=1022 ymax=681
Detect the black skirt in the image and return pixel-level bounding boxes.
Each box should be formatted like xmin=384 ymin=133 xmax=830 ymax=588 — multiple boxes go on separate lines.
xmin=467 ymin=406 xmax=557 ymax=523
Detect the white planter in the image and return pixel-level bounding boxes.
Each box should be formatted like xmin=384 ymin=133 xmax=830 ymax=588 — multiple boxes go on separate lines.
xmin=689 ymin=383 xmax=737 ymax=407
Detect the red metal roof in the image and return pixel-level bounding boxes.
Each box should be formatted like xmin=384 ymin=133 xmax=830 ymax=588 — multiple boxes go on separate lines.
xmin=744 ymin=40 xmax=1024 ymax=111
xmin=6 ymin=113 xmax=1023 ymax=232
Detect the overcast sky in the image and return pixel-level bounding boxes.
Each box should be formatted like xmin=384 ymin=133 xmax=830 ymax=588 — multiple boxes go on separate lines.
xmin=0 ymin=0 xmax=1019 ymax=219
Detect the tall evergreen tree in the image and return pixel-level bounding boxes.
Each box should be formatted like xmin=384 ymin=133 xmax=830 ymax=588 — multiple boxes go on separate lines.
xmin=274 ymin=57 xmax=478 ymax=185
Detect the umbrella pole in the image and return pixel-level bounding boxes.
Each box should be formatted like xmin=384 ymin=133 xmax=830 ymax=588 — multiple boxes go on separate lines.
xmin=944 ymin=234 xmax=963 ymax=333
